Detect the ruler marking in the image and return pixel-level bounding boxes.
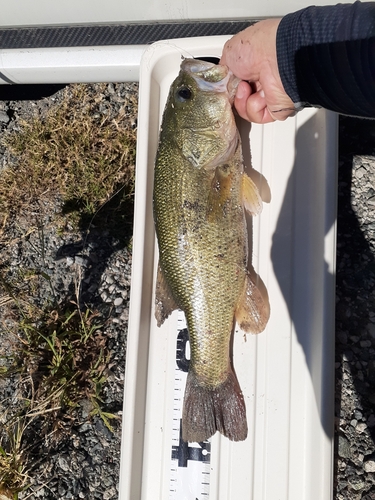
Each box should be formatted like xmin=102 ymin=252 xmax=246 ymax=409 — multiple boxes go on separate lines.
xmin=169 ymin=311 xmax=211 ymax=500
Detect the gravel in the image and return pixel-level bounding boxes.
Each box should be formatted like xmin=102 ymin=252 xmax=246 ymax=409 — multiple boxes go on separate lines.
xmin=335 ymin=116 xmax=375 ymax=500
xmin=0 ymin=84 xmax=375 ymax=499
xmin=0 ymin=83 xmax=136 ymax=500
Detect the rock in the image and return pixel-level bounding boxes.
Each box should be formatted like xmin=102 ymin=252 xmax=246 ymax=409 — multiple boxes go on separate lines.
xmin=58 ymin=456 xmax=70 ymax=472
xmin=79 ymin=423 xmax=93 ymax=433
xmin=349 ymin=477 xmax=365 ymax=491
xmin=354 ymin=410 xmax=363 ymax=420
xmin=356 ymin=422 xmax=367 ymax=433
xmin=355 ymin=166 xmax=367 ymax=178
xmin=66 ymin=256 xmax=74 ymax=266
xmin=103 ymin=487 xmax=117 ymax=500
xmin=364 ymin=460 xmax=375 ymax=473
xmin=360 ymin=340 xmax=372 ymax=348
xmin=338 ymin=331 xmax=348 ymax=343
xmin=80 ymin=399 xmax=92 ymax=419
xmin=338 ymin=435 xmax=351 ymax=459
xmin=368 ymin=323 xmax=375 ymax=338
xmin=114 ymin=297 xmax=123 ymax=306
xmin=0 ymin=110 xmax=9 ymax=123
xmin=75 ymin=255 xmax=90 ymax=267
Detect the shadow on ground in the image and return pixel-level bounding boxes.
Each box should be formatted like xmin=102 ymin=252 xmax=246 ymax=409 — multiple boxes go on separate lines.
xmin=336 ymin=116 xmax=375 ymax=436
xmin=56 ymin=183 xmax=134 ymax=309
xmin=0 ymin=84 xmax=66 ymax=101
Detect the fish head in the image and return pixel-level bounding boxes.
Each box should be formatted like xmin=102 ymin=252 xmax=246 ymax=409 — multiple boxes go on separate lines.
xmin=162 ymin=58 xmax=241 ymax=169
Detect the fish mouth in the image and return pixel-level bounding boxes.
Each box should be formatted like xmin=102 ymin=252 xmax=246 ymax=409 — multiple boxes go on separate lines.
xmin=181 ymin=58 xmax=240 ymax=103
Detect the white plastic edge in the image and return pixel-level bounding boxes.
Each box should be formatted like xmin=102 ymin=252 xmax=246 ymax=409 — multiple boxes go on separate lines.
xmin=0 ymin=45 xmax=147 ymax=84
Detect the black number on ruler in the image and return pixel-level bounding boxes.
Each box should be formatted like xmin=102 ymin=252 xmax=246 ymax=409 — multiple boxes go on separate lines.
xmin=171 ymin=420 xmax=211 ymax=468
xmin=176 ymin=328 xmax=189 ymax=372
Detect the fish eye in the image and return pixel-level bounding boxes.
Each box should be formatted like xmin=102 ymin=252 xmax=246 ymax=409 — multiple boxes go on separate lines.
xmin=176 ymin=86 xmax=192 ymax=101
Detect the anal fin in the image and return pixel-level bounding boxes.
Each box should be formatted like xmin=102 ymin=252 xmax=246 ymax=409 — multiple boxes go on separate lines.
xmin=235 ymin=272 xmax=270 ymax=334
xmin=155 ymin=263 xmax=179 ymax=327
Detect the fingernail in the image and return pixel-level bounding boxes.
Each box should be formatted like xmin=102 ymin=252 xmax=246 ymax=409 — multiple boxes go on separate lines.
xmin=260 ymin=90 xmax=265 ymax=98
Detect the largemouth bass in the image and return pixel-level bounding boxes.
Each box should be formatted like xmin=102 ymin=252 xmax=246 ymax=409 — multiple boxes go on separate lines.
xmin=153 ymin=58 xmax=270 ymax=443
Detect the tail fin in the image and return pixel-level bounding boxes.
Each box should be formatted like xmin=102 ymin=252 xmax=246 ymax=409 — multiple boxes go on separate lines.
xmin=182 ymin=369 xmax=247 ymax=443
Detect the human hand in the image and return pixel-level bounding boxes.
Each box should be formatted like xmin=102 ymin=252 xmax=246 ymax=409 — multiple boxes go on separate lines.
xmin=220 ymin=19 xmax=296 ymax=123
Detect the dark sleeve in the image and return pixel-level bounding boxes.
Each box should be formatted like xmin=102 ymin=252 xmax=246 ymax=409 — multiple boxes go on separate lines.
xmin=276 ymin=1 xmax=375 ymax=117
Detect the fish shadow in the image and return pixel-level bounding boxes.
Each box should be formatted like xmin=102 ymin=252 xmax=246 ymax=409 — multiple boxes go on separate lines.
xmin=271 ymin=113 xmax=375 ymax=450
xmin=269 ymin=111 xmax=336 ymax=442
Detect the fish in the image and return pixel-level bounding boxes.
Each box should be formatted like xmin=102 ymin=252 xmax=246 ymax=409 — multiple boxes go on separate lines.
xmin=153 ymin=58 xmax=270 ymax=443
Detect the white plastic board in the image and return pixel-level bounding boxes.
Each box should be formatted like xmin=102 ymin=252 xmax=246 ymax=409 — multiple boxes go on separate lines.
xmin=0 ymin=46 xmax=146 ymax=84
xmin=119 ymin=36 xmax=337 ymax=500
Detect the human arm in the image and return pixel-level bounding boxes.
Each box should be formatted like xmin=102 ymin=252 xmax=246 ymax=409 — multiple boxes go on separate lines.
xmin=221 ymin=1 xmax=375 ymax=122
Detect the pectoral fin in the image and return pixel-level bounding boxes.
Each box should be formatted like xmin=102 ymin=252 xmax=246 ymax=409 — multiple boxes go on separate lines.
xmin=242 ymin=173 xmax=263 ymax=216
xmin=235 ymin=272 xmax=270 ymax=334
xmin=155 ymin=263 xmax=179 ymax=327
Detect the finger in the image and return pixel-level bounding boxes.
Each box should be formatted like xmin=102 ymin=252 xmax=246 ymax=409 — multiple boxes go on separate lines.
xmin=233 ymin=81 xmax=252 ymax=121
xmin=245 ymin=92 xmax=277 ymax=124
xmin=234 ymin=84 xmax=276 ymax=124
xmin=233 ymin=80 xmax=297 ymax=123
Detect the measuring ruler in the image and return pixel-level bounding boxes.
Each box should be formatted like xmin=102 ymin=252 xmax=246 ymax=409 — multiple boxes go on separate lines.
xmin=169 ymin=311 xmax=211 ymax=500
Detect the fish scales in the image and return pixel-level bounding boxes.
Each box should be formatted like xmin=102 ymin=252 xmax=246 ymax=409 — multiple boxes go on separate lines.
xmin=153 ymin=59 xmax=270 ymax=443
xmin=157 ymin=149 xmax=246 ymax=384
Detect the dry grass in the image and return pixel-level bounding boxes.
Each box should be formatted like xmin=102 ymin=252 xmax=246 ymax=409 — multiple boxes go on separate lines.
xmin=0 ymin=269 xmax=119 ymax=498
xmin=0 ymin=418 xmax=29 ymax=498
xmin=0 ymin=83 xmax=137 ymax=236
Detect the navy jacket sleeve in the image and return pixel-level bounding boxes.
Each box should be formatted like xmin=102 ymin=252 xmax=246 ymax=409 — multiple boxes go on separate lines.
xmin=276 ymin=1 xmax=375 ymax=117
